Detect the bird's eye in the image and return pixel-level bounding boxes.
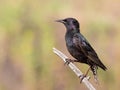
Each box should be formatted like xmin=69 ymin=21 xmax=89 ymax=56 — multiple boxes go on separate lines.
xmin=73 ymin=21 xmax=77 ymax=24
xmin=72 ymin=20 xmax=79 ymax=28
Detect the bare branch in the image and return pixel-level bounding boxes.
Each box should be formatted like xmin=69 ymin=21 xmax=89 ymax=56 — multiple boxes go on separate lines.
xmin=53 ymin=48 xmax=96 ymax=90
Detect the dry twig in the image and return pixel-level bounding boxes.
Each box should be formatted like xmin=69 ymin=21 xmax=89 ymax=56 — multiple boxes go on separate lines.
xmin=53 ymin=47 xmax=96 ymax=90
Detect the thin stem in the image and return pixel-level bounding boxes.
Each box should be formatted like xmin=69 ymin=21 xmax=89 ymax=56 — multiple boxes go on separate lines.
xmin=53 ymin=47 xmax=96 ymax=90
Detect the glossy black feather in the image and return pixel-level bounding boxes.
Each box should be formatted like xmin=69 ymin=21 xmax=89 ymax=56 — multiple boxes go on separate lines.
xmin=56 ymin=18 xmax=107 ymax=75
xmin=73 ymin=33 xmax=107 ymax=70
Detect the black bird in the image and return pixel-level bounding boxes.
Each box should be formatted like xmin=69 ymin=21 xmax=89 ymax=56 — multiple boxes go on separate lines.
xmin=56 ymin=18 xmax=107 ymax=82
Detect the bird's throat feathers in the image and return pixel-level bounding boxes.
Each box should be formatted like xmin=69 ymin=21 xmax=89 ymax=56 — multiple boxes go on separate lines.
xmin=66 ymin=28 xmax=80 ymax=35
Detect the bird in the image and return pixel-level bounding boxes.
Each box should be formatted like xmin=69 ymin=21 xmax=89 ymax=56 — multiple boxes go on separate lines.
xmin=56 ymin=18 xmax=107 ymax=83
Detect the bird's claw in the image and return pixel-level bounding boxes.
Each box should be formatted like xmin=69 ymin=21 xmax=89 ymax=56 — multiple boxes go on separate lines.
xmin=94 ymin=75 xmax=99 ymax=84
xmin=79 ymin=74 xmax=91 ymax=83
xmin=64 ymin=59 xmax=73 ymax=65
xmin=79 ymin=74 xmax=86 ymax=83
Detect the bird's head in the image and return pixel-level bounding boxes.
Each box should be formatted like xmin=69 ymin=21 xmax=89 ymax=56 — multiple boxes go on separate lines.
xmin=56 ymin=18 xmax=80 ymax=32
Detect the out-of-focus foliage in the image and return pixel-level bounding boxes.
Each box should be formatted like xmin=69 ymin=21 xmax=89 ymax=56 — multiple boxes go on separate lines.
xmin=0 ymin=0 xmax=120 ymax=90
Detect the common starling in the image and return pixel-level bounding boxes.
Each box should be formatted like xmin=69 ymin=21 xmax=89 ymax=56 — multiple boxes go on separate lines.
xmin=56 ymin=18 xmax=107 ymax=82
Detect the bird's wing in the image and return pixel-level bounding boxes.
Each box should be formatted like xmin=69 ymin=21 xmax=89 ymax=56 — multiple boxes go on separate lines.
xmin=73 ymin=33 xmax=101 ymax=65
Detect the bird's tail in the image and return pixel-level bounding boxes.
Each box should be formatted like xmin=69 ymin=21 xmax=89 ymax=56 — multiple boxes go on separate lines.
xmin=98 ymin=60 xmax=107 ymax=71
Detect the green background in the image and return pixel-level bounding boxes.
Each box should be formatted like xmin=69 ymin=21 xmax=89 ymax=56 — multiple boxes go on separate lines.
xmin=0 ymin=0 xmax=119 ymax=90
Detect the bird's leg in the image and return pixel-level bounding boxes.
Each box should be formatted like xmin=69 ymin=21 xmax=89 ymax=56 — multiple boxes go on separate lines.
xmin=94 ymin=75 xmax=99 ymax=84
xmin=91 ymin=65 xmax=99 ymax=84
xmin=64 ymin=58 xmax=78 ymax=65
xmin=79 ymin=67 xmax=91 ymax=83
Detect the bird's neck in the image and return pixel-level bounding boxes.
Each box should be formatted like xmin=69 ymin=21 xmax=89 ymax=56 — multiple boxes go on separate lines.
xmin=65 ymin=28 xmax=80 ymax=42
xmin=66 ymin=28 xmax=80 ymax=35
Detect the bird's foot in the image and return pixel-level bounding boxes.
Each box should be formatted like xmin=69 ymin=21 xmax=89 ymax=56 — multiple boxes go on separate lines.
xmin=94 ymin=75 xmax=99 ymax=84
xmin=79 ymin=74 xmax=90 ymax=83
xmin=79 ymin=74 xmax=86 ymax=83
xmin=64 ymin=58 xmax=74 ymax=65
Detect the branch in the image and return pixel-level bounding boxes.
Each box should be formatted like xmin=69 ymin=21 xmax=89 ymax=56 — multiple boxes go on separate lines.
xmin=53 ymin=48 xmax=96 ymax=90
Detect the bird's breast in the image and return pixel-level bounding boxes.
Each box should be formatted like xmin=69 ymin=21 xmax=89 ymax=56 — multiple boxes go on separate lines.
xmin=65 ymin=33 xmax=86 ymax=61
xmin=66 ymin=38 xmax=82 ymax=58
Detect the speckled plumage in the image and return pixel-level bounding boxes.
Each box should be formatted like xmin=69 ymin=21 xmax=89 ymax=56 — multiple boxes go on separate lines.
xmin=56 ymin=18 xmax=107 ymax=77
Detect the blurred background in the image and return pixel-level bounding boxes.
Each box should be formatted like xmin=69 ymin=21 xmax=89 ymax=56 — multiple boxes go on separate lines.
xmin=0 ymin=0 xmax=120 ymax=90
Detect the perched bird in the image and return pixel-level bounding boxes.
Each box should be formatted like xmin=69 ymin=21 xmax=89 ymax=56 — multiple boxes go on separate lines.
xmin=56 ymin=18 xmax=107 ymax=82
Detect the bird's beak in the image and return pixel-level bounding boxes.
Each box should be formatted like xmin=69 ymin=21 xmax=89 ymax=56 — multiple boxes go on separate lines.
xmin=55 ymin=19 xmax=65 ymax=24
